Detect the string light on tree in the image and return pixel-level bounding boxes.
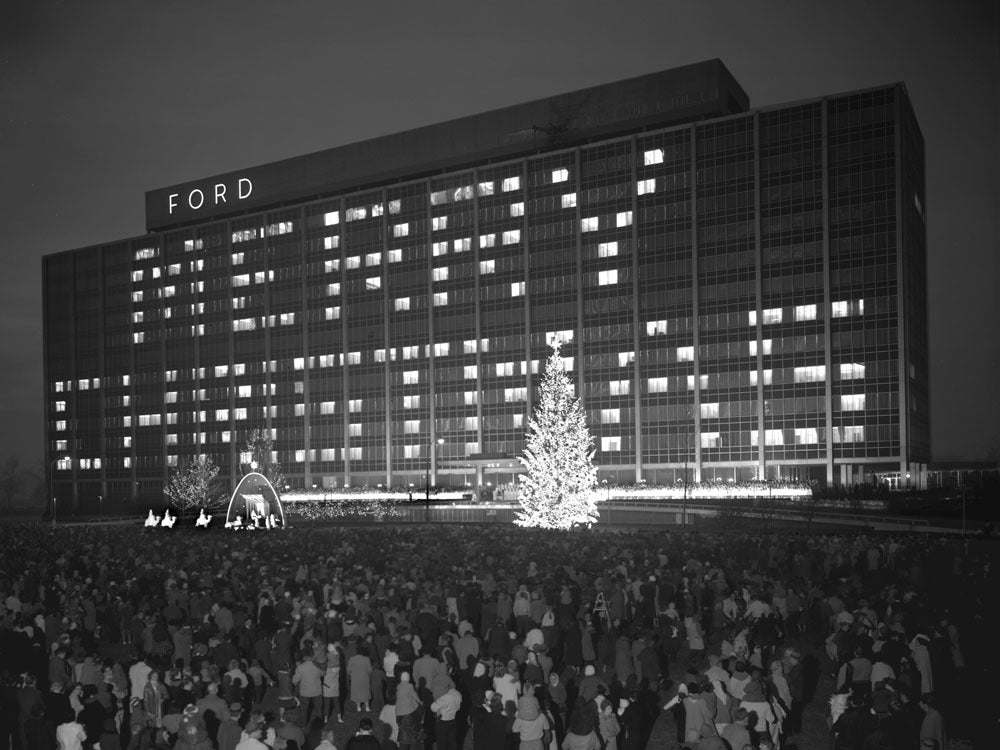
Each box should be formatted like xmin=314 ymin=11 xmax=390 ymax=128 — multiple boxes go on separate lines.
xmin=514 ymin=339 xmax=601 ymax=529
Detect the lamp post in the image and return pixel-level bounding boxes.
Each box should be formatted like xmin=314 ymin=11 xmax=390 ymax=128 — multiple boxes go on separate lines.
xmin=49 ymin=454 xmax=68 ymax=524
xmin=425 ymin=437 xmax=444 ymax=521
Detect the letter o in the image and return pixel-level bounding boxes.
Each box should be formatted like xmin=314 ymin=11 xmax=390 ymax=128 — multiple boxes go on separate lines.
xmin=188 ymin=189 xmax=205 ymax=210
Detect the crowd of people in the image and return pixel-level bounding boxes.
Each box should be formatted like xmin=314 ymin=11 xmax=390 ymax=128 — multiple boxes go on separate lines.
xmin=0 ymin=521 xmax=994 ymax=750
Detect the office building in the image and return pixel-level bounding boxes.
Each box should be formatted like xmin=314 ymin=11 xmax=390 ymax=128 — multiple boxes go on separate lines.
xmin=43 ymin=59 xmax=929 ymax=510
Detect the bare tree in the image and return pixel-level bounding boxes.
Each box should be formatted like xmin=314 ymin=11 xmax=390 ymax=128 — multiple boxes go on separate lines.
xmin=0 ymin=456 xmax=22 ymax=511
xmin=164 ymin=456 xmax=223 ymax=512
xmin=241 ymin=428 xmax=285 ymax=496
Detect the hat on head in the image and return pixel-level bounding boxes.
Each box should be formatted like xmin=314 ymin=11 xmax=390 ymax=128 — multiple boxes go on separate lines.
xmin=584 ymin=665 xmax=595 ymax=676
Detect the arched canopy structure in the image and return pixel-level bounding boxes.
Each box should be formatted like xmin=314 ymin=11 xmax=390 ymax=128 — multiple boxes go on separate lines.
xmin=226 ymin=472 xmax=285 ymax=527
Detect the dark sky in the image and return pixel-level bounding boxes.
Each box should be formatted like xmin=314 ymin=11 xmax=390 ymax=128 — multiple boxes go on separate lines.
xmin=1 ymin=0 xmax=997 ymax=472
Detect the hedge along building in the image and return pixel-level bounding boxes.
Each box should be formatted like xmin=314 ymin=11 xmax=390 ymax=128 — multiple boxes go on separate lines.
xmin=43 ymin=59 xmax=929 ymax=512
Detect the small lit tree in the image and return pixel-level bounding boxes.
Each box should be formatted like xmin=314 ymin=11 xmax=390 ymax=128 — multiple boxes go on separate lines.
xmin=241 ymin=428 xmax=285 ymax=496
xmin=164 ymin=456 xmax=223 ymax=512
xmin=514 ymin=340 xmax=600 ymax=529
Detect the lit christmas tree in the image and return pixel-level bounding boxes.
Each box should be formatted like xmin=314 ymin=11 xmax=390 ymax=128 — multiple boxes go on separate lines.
xmin=514 ymin=340 xmax=600 ymax=529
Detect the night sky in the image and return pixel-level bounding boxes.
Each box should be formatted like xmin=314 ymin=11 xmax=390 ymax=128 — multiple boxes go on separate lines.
xmin=2 ymin=1 xmax=997 ymax=472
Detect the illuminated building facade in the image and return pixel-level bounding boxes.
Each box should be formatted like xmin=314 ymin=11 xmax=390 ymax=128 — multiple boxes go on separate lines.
xmin=43 ymin=60 xmax=929 ymax=510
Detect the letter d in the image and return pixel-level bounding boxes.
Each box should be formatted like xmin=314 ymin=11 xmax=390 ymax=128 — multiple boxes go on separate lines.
xmin=238 ymin=178 xmax=253 ymax=199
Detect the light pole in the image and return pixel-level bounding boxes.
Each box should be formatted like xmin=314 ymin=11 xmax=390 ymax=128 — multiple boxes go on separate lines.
xmin=425 ymin=437 xmax=444 ymax=520
xmin=49 ymin=454 xmax=68 ymax=524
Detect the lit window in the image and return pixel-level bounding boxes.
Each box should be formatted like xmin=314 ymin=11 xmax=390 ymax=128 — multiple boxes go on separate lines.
xmin=388 ymin=199 xmax=401 ymax=214
xmin=839 ymin=362 xmax=866 ymax=380
xmin=793 ymin=427 xmax=819 ymax=444
xmin=403 ymin=395 xmax=420 ymax=409
xmin=404 ymin=420 xmax=421 ymax=434
xmin=561 ymin=193 xmax=577 ymax=209
xmin=366 ymin=277 xmax=381 ymax=290
xmin=700 ymin=402 xmax=719 ymax=419
xmin=479 ymin=233 xmax=496 ymax=248
xmin=551 ymin=168 xmax=569 ymax=183
xmin=581 ymin=217 xmax=599 ymax=232
xmin=323 ymin=236 xmax=340 ymax=250
xmin=395 ymin=297 xmax=411 ymax=311
xmin=366 ymin=252 xmax=381 ymax=267
xmin=646 ymin=320 xmax=667 ymax=336
xmin=325 ymin=306 xmax=340 ymax=320
xmin=348 ymin=399 xmax=363 ymax=413
xmin=393 ymin=223 xmax=409 ymax=237
xmin=453 ymin=237 xmax=471 ymax=253
xmin=430 ymin=190 xmax=448 ymax=206
xmin=346 ymin=206 xmax=367 ymax=222
xmin=601 ymin=408 xmax=620 ymax=424
xmin=495 ymin=362 xmax=515 ymax=377
xmin=433 ymin=266 xmax=449 ymax=282
xmin=616 ymin=211 xmax=633 ymax=227
xmin=464 ymin=390 xmax=478 ymax=405
xmin=700 ymin=432 xmax=721 ymax=449
xmin=480 ymin=260 xmax=495 ymax=274
xmin=371 ymin=203 xmax=383 ymax=217
xmin=293 ymin=357 xmax=305 ymax=370
xmin=749 ymin=369 xmax=773 ymax=386
xmin=320 ymin=401 xmax=336 ymax=415
xmin=478 ymin=181 xmax=494 ymax=196
xmin=598 ymin=269 xmax=618 ymax=286
xmin=748 ymin=310 xmax=757 ymax=326
xmin=601 ymin=436 xmax=622 ymax=452
xmin=646 ymin=377 xmax=668 ymax=393
xmin=347 ymin=352 xmax=361 ymax=365
xmin=617 ymin=351 xmax=634 ymax=367
xmin=793 ymin=365 xmax=826 ymax=383
xmin=608 ymin=380 xmax=632 ymax=396
xmin=215 ymin=409 xmax=228 ymax=421
xmin=503 ymin=387 xmax=527 ymax=402
xmin=644 ymin=148 xmax=664 ymax=165
xmin=502 ymin=229 xmax=521 ymax=245
xmin=840 ymin=394 xmax=866 ymax=411
xmin=502 ymin=176 xmax=520 ymax=192
xmin=433 ymin=342 xmax=450 ymax=356
xmin=598 ymin=241 xmax=618 ymax=258
xmin=463 ymin=340 xmax=477 ymax=354
xmin=324 ymin=211 xmax=340 ymax=226
xmin=433 ymin=292 xmax=448 ymax=306
xmin=432 ymin=216 xmax=448 ymax=231
xmin=842 ymin=426 xmax=864 ymax=443
xmin=795 ymin=304 xmax=817 ymax=322
xmin=345 ymin=256 xmax=360 ymax=270
xmin=762 ymin=307 xmax=783 ymax=324
xmin=511 ymin=281 xmax=525 ymax=297
xmin=676 ymin=346 xmax=694 ymax=362
xmin=637 ymin=178 xmax=655 ymax=195
xmin=387 ymin=249 xmax=402 ymax=263
xmin=433 ymin=241 xmax=448 ymax=257
xmin=454 ymin=185 xmax=473 ymax=201
xmin=403 ymin=445 xmax=420 ymax=459
xmin=510 ymin=202 xmax=524 ymax=217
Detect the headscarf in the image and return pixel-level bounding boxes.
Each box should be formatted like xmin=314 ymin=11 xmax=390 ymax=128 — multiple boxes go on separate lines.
xmin=395 ymin=673 xmax=421 ymax=717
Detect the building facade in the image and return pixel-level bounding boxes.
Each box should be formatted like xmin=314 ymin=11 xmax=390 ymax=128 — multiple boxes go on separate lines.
xmin=43 ymin=60 xmax=929 ymax=512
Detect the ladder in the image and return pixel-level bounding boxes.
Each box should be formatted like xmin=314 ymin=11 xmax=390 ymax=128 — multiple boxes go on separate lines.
xmin=593 ymin=591 xmax=610 ymax=629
